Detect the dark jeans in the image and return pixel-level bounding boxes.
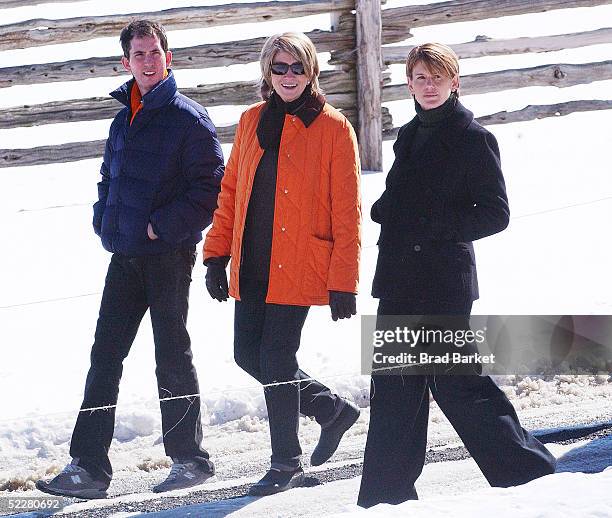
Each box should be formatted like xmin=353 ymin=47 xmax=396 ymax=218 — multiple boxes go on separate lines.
xmin=234 ymin=278 xmax=341 ymax=469
xmin=357 ymin=298 xmax=557 ymax=508
xmin=70 ymin=248 xmax=212 ymax=484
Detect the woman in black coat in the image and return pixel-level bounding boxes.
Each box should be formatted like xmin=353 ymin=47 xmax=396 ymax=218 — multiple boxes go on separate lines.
xmin=357 ymin=43 xmax=556 ymax=508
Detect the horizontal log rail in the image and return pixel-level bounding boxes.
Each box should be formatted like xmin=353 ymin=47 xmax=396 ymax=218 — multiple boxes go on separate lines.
xmin=1 ymin=25 xmax=405 ymax=89
xmin=379 ymin=0 xmax=612 ymax=31
xmin=387 ymin=27 xmax=612 ymax=63
xmin=0 ymin=0 xmax=356 ymax=51
xmin=378 ymin=99 xmax=612 ymax=139
xmin=382 ymin=60 xmax=612 ymax=102
xmin=1 ymin=99 xmax=609 ymax=162
xmin=7 ymin=0 xmax=608 ymax=86
xmin=331 ymin=27 xmax=612 ymax=64
xmin=476 ymin=99 xmax=612 ymax=124
xmin=331 ymin=0 xmax=612 ymax=55
xmin=5 ymin=0 xmax=612 ymax=52
xmin=0 ymin=92 xmax=345 ymax=129
xmin=0 ymin=70 xmax=363 ymax=129
xmin=2 ymin=60 xmax=609 ymax=129
xmin=2 ymin=97 xmax=607 ymax=168
xmin=0 ymin=32 xmax=348 ymax=88
xmin=0 ymin=107 xmax=393 ymax=168
xmin=0 ymin=0 xmax=81 ymax=8
xmin=0 ymin=24 xmax=402 ymax=89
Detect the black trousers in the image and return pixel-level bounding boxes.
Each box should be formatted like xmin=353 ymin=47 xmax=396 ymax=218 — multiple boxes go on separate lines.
xmin=70 ymin=248 xmax=212 ymax=484
xmin=234 ymin=278 xmax=342 ymax=469
xmin=357 ymin=298 xmax=557 ymax=508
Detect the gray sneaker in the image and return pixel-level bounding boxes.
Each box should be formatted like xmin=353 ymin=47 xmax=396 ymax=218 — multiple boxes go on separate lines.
xmin=36 ymin=459 xmax=108 ymax=499
xmin=152 ymin=459 xmax=215 ymax=493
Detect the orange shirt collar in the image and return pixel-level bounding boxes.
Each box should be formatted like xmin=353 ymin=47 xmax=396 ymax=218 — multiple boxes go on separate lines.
xmin=129 ymin=69 xmax=169 ymax=125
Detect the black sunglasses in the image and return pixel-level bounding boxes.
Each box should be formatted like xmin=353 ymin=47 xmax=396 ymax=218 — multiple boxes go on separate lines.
xmin=270 ymin=62 xmax=306 ymax=76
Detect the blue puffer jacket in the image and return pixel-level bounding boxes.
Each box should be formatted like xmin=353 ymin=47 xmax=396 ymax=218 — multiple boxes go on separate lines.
xmin=93 ymin=70 xmax=224 ymax=256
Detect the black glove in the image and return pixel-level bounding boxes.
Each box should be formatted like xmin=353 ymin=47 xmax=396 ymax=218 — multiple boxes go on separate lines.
xmin=329 ymin=291 xmax=357 ymax=321
xmin=205 ymin=256 xmax=229 ymax=302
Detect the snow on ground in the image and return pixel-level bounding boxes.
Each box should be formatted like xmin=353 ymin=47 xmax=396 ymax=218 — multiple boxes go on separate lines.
xmin=9 ymin=434 xmax=611 ymax=517
xmin=2 ymin=114 xmax=611 ymax=495
xmin=1 ymin=0 xmax=612 ymax=514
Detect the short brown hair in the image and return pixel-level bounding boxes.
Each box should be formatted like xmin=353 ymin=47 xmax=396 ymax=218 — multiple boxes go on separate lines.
xmin=120 ymin=20 xmax=168 ymax=59
xmin=258 ymin=32 xmax=322 ymax=101
xmin=406 ymin=43 xmax=459 ymax=81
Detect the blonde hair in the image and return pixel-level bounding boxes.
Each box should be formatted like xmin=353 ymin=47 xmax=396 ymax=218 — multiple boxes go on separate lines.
xmin=406 ymin=43 xmax=459 ymax=93
xmin=258 ymin=32 xmax=322 ymax=101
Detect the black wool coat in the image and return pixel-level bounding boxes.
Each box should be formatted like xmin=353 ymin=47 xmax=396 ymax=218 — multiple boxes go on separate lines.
xmin=371 ymin=100 xmax=510 ymax=302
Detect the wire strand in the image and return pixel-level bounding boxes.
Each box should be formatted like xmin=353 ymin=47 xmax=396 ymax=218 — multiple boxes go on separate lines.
xmin=2 ymin=195 xmax=611 ymax=310
xmin=0 ymin=371 xmax=369 ymax=424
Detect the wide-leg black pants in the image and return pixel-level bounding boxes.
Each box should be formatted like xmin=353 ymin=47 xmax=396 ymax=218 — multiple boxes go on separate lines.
xmin=357 ymin=298 xmax=557 ymax=508
xmin=70 ymin=248 xmax=212 ymax=483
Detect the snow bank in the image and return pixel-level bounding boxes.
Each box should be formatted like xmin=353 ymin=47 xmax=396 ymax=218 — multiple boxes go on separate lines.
xmin=332 ymin=469 xmax=612 ymax=518
xmin=1 ymin=374 xmax=610 ymax=493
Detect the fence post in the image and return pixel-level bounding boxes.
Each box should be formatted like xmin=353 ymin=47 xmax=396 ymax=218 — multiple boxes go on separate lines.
xmin=356 ymin=0 xmax=383 ymax=171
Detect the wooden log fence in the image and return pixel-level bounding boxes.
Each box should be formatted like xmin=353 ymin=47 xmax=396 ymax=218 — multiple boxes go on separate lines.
xmin=1 ymin=35 xmax=326 ymax=89
xmin=0 ymin=70 xmax=393 ymax=129
xmin=3 ymin=3 xmax=610 ymax=87
xmin=6 ymin=22 xmax=612 ymax=90
xmin=1 ymin=27 xmax=403 ymax=89
xmin=0 ymin=107 xmax=393 ymax=168
xmin=0 ymin=69 xmax=397 ymax=130
xmin=356 ymin=0 xmax=383 ymax=170
xmin=16 ymin=58 xmax=612 ymax=130
xmin=4 ymin=0 xmax=612 ymax=53
xmin=5 ymin=97 xmax=609 ymax=168
xmin=3 ymin=0 xmax=612 ymax=169
xmin=0 ymin=0 xmax=357 ymax=51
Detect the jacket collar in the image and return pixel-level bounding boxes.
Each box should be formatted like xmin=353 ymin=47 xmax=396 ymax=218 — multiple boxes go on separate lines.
xmin=395 ymin=100 xmax=474 ymax=165
xmin=293 ymin=90 xmax=326 ymax=128
xmin=268 ymin=86 xmax=326 ymax=128
xmin=110 ymin=69 xmax=177 ymax=111
xmin=257 ymin=89 xmax=326 ymax=149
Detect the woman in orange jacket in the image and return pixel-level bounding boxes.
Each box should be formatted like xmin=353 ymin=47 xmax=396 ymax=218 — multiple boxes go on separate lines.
xmin=203 ymin=32 xmax=362 ymax=496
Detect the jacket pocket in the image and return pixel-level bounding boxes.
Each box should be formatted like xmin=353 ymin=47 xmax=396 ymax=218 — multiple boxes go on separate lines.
xmin=436 ymin=242 xmax=475 ymax=270
xmin=302 ymin=235 xmax=333 ymax=297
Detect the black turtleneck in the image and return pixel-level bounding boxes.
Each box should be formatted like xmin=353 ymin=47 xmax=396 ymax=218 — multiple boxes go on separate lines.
xmin=241 ymin=86 xmax=325 ymax=285
xmin=410 ymin=91 xmax=458 ymax=157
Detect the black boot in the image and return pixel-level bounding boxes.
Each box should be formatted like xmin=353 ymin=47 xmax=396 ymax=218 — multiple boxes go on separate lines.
xmin=311 ymin=399 xmax=360 ymax=466
xmin=248 ymin=467 xmax=305 ymax=496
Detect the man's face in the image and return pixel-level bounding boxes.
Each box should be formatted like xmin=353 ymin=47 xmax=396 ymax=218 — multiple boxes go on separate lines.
xmin=408 ymin=61 xmax=458 ymax=110
xmin=121 ymin=35 xmax=172 ymax=96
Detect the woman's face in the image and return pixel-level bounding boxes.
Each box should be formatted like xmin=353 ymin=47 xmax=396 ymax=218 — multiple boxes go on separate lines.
xmin=270 ymin=50 xmax=310 ymax=103
xmin=408 ymin=61 xmax=459 ymax=110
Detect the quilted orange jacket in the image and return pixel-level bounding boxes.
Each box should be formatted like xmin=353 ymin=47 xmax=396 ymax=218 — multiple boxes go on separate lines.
xmin=203 ymin=101 xmax=361 ymax=305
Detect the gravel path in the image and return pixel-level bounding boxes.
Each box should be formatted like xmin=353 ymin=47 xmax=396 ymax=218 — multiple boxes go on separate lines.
xmin=21 ymin=421 xmax=610 ymax=518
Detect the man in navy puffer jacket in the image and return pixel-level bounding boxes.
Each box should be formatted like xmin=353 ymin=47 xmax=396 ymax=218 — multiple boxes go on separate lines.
xmin=36 ymin=20 xmax=224 ymax=499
